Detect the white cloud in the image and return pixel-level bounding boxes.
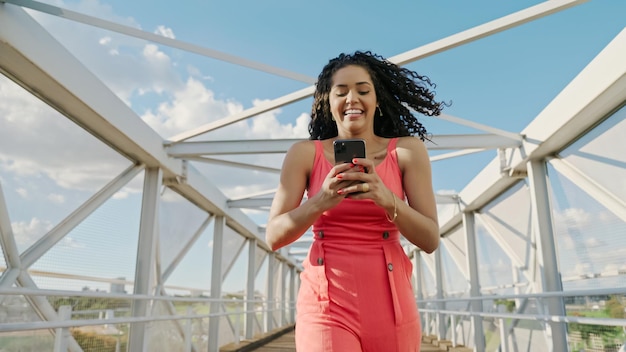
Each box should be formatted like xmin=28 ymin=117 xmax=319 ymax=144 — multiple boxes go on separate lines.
xmin=12 ymin=218 xmax=53 ymax=247
xmin=141 ymin=77 xmax=243 ymax=138
xmin=554 ymin=207 xmax=592 ymax=228
xmin=155 ymin=25 xmax=175 ymax=39
xmin=112 ymin=190 xmax=129 ymax=200
xmin=3 ymin=0 xmax=310 ymax=227
xmin=47 ymin=193 xmax=65 ymax=204
xmin=16 ymin=188 xmax=28 ymax=198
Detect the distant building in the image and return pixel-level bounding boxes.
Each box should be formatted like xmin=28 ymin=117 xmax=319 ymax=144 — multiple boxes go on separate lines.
xmin=110 ymin=277 xmax=126 ymax=294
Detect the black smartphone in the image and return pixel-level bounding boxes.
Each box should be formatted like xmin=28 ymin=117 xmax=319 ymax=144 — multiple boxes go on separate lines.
xmin=333 ymin=139 xmax=366 ymax=164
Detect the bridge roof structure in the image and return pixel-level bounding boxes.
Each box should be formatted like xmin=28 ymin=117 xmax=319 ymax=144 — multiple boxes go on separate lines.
xmin=1 ymin=1 xmax=625 ymax=350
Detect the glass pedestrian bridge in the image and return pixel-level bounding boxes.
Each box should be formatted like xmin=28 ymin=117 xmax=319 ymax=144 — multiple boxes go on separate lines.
xmin=1 ymin=1 xmax=625 ymax=351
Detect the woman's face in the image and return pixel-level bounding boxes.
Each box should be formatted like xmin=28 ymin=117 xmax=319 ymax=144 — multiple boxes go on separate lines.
xmin=328 ymin=65 xmax=377 ymax=136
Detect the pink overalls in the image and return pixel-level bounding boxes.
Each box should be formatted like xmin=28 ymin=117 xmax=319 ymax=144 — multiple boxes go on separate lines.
xmin=295 ymin=138 xmax=421 ymax=351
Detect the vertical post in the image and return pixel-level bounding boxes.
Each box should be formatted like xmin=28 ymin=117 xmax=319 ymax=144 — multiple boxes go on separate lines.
xmin=434 ymin=247 xmax=445 ymax=339
xmin=412 ymin=249 xmax=424 ymax=303
xmin=499 ymin=318 xmax=509 ymax=352
xmin=208 ymin=215 xmax=225 ymax=352
xmin=280 ymin=260 xmax=287 ymax=327
xmin=53 ymin=305 xmax=72 ymax=352
xmin=413 ymin=250 xmax=425 ymax=330
xmin=245 ymin=239 xmax=256 ymax=339
xmin=451 ymin=314 xmax=457 ymax=347
xmin=266 ymin=253 xmax=275 ymax=332
xmin=463 ymin=211 xmax=486 ymax=351
xmin=129 ymin=167 xmax=161 ymax=352
xmin=527 ymin=159 xmax=568 ymax=351
xmin=0 ymin=182 xmax=21 ymax=288
xmin=184 ymin=306 xmax=192 ymax=352
xmin=289 ymin=265 xmax=296 ymax=323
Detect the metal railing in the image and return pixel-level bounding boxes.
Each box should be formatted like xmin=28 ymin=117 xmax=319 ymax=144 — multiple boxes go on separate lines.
xmin=0 ymin=287 xmax=296 ymax=352
xmin=418 ymin=288 xmax=626 ymax=352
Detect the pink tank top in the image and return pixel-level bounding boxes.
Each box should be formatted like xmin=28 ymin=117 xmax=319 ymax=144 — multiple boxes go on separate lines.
xmin=307 ymin=138 xmax=404 ymax=242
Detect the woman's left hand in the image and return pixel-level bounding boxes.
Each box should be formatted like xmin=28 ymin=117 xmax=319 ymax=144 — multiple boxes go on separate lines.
xmin=336 ymin=158 xmax=395 ymax=210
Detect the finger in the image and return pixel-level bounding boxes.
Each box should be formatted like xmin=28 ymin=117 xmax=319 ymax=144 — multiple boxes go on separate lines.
xmin=332 ymin=163 xmax=357 ymax=176
xmin=351 ymin=158 xmax=374 ymax=173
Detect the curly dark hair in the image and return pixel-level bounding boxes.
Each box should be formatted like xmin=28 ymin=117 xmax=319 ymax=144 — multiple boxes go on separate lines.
xmin=308 ymin=51 xmax=446 ymax=141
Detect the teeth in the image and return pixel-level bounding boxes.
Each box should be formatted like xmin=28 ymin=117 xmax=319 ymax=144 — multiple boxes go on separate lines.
xmin=345 ymin=109 xmax=362 ymax=114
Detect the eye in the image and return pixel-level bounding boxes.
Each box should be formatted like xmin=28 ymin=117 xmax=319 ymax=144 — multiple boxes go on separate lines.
xmin=358 ymin=91 xmax=370 ymax=95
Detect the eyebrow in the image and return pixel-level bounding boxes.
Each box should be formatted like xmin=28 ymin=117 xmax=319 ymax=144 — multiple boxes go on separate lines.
xmin=333 ymin=82 xmax=372 ymax=88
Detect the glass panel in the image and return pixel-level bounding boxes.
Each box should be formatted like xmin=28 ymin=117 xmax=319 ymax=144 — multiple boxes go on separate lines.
xmin=159 ymin=188 xmax=210 ymax=271
xmin=31 ymin=172 xmax=143 ymax=291
xmin=559 ymin=105 xmax=626 ymax=202
xmin=548 ymin=162 xmax=626 ymax=290
xmin=441 ymin=228 xmax=470 ymax=296
xmin=480 ymin=182 xmax=533 ymax=270
xmin=0 ymin=75 xmax=133 ymax=253
xmin=475 ymin=219 xmax=514 ymax=294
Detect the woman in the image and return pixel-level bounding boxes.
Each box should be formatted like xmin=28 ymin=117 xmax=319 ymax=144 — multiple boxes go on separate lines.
xmin=266 ymin=51 xmax=444 ymax=351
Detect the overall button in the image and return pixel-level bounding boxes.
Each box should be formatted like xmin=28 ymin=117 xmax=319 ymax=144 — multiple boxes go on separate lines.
xmin=382 ymin=231 xmax=389 ymax=239
xmin=387 ymin=263 xmax=394 ymax=271
xmin=317 ymin=258 xmax=324 ymax=265
xmin=318 ymin=231 xmax=324 ymax=239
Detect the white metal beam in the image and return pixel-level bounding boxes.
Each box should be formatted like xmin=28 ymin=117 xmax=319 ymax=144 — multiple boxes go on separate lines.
xmin=167 ymin=0 xmax=584 ymax=142
xmin=184 ymin=157 xmax=281 ymax=174
xmin=1 ymin=4 xmax=304 ymax=267
xmin=228 ymin=198 xmax=274 ymax=209
xmin=208 ymin=216 xmax=225 ymax=352
xmin=435 ymin=114 xmax=523 ymax=142
xmin=0 ymin=182 xmax=20 ymax=271
xmin=462 ymin=212 xmax=486 ymax=351
xmin=245 ymin=238 xmax=257 ymax=339
xmin=167 ymin=134 xmax=520 ymax=157
xmin=0 ymin=4 xmax=183 ymax=178
xmin=441 ymin=27 xmax=626 ymax=231
xmin=129 ymin=167 xmax=161 ymax=351
xmin=527 ymin=159 xmax=568 ymax=350
xmin=168 ymin=87 xmax=315 ymax=142
xmin=430 ymin=149 xmax=487 ymax=162
xmin=3 ymin=0 xmax=316 ymax=85
xmin=389 ymin=0 xmax=588 ymax=66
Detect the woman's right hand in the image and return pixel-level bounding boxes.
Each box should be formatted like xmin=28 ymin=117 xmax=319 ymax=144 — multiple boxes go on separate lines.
xmin=314 ymin=162 xmax=363 ymax=209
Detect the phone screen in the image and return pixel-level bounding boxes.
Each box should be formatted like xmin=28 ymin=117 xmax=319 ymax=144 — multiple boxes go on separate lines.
xmin=333 ymin=139 xmax=366 ymax=164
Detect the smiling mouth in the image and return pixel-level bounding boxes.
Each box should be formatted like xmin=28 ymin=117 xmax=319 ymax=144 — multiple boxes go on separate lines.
xmin=344 ymin=109 xmax=363 ymax=116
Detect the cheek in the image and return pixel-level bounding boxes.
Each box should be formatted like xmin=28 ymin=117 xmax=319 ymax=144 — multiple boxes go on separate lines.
xmin=329 ymin=100 xmax=341 ymax=114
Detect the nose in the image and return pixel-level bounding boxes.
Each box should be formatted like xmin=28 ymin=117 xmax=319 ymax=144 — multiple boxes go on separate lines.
xmin=346 ymin=90 xmax=358 ymax=104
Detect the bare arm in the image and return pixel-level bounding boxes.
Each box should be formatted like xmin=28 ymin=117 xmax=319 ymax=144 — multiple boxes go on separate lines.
xmin=265 ymin=141 xmax=355 ymax=251
xmin=394 ymin=137 xmax=439 ymax=252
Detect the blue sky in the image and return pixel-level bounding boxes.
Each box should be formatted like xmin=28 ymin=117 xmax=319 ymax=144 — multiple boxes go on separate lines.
xmin=1 ymin=0 xmax=625 ymax=293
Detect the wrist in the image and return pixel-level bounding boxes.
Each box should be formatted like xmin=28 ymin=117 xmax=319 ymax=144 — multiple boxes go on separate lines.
xmin=385 ymin=190 xmax=397 ymax=223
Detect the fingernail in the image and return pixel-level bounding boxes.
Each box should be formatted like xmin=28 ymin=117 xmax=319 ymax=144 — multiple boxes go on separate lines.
xmin=352 ymin=158 xmax=358 ymax=164
xmin=337 ymin=173 xmax=343 ymax=179
xmin=337 ymin=189 xmax=343 ymax=195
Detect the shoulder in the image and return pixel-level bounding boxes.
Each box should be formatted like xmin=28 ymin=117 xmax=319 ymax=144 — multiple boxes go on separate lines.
xmin=287 ymin=139 xmax=317 ymax=155
xmin=395 ymin=136 xmax=427 ymax=153
xmin=284 ymin=140 xmax=317 ymax=169
xmin=395 ymin=136 xmax=429 ymax=168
